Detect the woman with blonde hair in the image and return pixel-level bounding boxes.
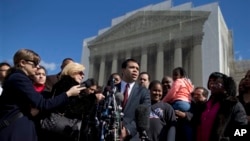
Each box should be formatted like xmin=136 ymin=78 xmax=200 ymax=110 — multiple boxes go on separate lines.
xmin=44 ymin=62 xmax=104 ymax=141
xmin=0 ymin=49 xmax=84 ymax=141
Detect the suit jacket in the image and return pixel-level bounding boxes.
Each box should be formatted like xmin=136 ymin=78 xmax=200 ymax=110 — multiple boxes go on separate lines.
xmin=116 ymin=82 xmax=151 ymax=141
xmin=0 ymin=69 xmax=69 ymax=141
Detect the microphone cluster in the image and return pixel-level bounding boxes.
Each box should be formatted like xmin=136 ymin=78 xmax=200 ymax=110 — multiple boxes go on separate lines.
xmin=98 ymin=79 xmax=124 ymax=141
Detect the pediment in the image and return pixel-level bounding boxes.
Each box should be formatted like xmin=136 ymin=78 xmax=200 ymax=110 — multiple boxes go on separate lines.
xmin=88 ymin=10 xmax=210 ymax=45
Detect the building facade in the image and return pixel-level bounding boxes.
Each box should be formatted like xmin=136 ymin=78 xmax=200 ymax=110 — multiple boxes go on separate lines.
xmin=232 ymin=60 xmax=250 ymax=87
xmin=82 ymin=0 xmax=234 ymax=87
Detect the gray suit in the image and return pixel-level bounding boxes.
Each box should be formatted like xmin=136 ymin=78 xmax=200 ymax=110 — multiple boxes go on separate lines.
xmin=118 ymin=83 xmax=151 ymax=141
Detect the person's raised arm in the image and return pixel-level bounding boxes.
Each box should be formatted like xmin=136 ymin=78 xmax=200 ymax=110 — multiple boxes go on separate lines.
xmin=66 ymin=85 xmax=85 ymax=97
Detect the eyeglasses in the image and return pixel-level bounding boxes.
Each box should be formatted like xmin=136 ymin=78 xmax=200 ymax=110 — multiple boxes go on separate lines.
xmin=25 ymin=60 xmax=39 ymax=68
xmin=210 ymin=82 xmax=223 ymax=88
xmin=76 ymin=71 xmax=84 ymax=76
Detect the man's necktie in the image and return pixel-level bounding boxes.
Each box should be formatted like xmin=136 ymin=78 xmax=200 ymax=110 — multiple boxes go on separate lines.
xmin=122 ymin=83 xmax=130 ymax=108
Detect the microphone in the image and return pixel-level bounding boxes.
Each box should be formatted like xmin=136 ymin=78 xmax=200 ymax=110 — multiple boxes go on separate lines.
xmin=135 ymin=105 xmax=150 ymax=141
xmin=115 ymin=92 xmax=124 ymax=106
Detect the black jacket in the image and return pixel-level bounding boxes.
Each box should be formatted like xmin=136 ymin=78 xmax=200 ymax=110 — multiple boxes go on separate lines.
xmin=192 ymin=96 xmax=248 ymax=141
xmin=51 ymin=76 xmax=96 ymax=119
xmin=0 ymin=69 xmax=68 ymax=141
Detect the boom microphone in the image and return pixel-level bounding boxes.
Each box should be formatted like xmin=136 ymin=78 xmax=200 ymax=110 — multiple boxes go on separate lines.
xmin=135 ymin=105 xmax=150 ymax=141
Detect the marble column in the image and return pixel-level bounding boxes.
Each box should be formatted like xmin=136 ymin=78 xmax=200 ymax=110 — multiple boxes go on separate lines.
xmin=98 ymin=56 xmax=106 ymax=86
xmin=156 ymin=44 xmax=164 ymax=80
xmin=125 ymin=50 xmax=131 ymax=59
xmin=88 ymin=57 xmax=94 ymax=78
xmin=174 ymin=40 xmax=182 ymax=68
xmin=140 ymin=49 xmax=148 ymax=72
xmin=192 ymin=35 xmax=203 ymax=86
xmin=111 ymin=54 xmax=118 ymax=73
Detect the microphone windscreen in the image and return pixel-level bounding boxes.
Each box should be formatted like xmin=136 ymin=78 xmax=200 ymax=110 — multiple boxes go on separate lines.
xmin=135 ymin=104 xmax=150 ymax=131
xmin=115 ymin=92 xmax=124 ymax=105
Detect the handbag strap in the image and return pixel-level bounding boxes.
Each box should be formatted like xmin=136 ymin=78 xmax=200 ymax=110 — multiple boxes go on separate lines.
xmin=0 ymin=112 xmax=23 ymax=130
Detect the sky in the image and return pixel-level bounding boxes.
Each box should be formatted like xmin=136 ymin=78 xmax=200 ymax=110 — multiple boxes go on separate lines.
xmin=1 ymin=0 xmax=249 ymax=75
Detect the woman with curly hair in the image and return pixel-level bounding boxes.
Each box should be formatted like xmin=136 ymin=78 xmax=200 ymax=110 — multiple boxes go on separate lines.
xmin=192 ymin=72 xmax=248 ymax=141
xmin=43 ymin=62 xmax=104 ymax=141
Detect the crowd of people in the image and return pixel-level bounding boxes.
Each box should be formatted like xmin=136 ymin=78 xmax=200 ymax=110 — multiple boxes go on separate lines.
xmin=0 ymin=48 xmax=249 ymax=141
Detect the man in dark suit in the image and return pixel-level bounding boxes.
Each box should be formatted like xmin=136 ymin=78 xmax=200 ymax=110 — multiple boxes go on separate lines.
xmin=117 ymin=58 xmax=151 ymax=141
xmin=45 ymin=58 xmax=74 ymax=92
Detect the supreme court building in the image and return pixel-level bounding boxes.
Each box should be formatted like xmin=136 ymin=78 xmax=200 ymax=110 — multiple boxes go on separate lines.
xmin=81 ymin=0 xmax=234 ymax=87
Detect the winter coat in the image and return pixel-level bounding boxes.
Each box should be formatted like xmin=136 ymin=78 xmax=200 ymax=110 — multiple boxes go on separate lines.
xmin=192 ymin=96 xmax=248 ymax=141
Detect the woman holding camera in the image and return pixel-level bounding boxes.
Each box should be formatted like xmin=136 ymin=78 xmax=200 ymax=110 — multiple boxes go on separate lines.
xmin=43 ymin=62 xmax=104 ymax=141
xmin=0 ymin=49 xmax=83 ymax=141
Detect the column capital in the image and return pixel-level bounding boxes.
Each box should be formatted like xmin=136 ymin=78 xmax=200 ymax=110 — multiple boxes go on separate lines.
xmin=89 ymin=56 xmax=94 ymax=63
xmin=174 ymin=39 xmax=183 ymax=49
xmin=101 ymin=55 xmax=106 ymax=61
xmin=113 ymin=53 xmax=118 ymax=59
xmin=141 ymin=48 xmax=148 ymax=54
xmin=192 ymin=34 xmax=203 ymax=46
xmin=157 ymin=43 xmax=164 ymax=51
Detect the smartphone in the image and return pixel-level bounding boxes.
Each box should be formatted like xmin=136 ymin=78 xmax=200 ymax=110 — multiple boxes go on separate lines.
xmin=80 ymin=83 xmax=86 ymax=88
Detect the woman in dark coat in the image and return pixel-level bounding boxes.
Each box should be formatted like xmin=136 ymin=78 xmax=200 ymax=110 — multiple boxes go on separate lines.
xmin=0 ymin=49 xmax=83 ymax=141
xmin=192 ymin=72 xmax=248 ymax=141
xmin=42 ymin=62 xmax=104 ymax=141
xmin=237 ymin=70 xmax=250 ymax=139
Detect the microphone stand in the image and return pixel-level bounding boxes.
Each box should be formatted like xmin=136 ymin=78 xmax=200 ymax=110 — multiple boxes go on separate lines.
xmin=99 ymin=78 xmax=124 ymax=141
xmin=139 ymin=130 xmax=151 ymax=141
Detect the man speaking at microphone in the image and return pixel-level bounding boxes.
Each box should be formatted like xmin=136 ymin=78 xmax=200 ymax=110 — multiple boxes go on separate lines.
xmin=115 ymin=59 xmax=151 ymax=141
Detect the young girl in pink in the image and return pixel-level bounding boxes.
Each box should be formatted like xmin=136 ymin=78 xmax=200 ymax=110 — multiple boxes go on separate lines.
xmin=162 ymin=67 xmax=193 ymax=112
